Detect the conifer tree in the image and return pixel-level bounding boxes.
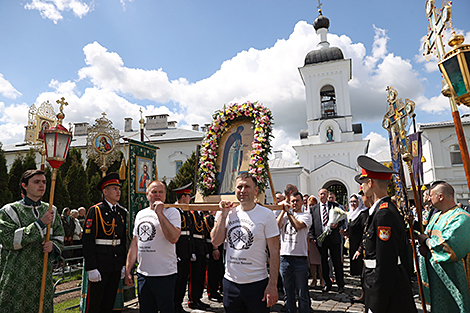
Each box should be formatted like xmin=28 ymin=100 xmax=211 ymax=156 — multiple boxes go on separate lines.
xmin=43 ymin=166 xmax=71 ymax=212
xmin=167 ymin=151 xmax=197 ymax=203
xmin=8 ymin=155 xmax=24 ymax=201
xmin=0 ymin=143 xmax=12 ymax=206
xmin=65 ymin=159 xmax=89 ymax=209
xmin=23 ymin=148 xmax=38 ymax=171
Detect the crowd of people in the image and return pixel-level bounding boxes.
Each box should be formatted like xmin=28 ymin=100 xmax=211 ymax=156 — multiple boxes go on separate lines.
xmin=1 ymin=154 xmax=470 ymax=313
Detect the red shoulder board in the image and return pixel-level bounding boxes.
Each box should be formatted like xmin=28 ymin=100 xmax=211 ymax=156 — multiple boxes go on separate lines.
xmin=379 ymin=202 xmax=388 ymax=210
xmin=378 ymin=226 xmax=391 ymax=241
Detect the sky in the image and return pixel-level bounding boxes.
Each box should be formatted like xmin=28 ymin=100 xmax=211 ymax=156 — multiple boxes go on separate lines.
xmin=1 ymin=0 xmax=469 ymax=163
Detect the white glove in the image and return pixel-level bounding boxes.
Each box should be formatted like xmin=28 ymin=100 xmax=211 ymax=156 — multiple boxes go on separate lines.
xmin=88 ymin=269 xmax=102 ymax=282
xmin=121 ymin=266 xmax=126 ymax=279
xmin=206 ymin=254 xmax=210 ymax=259
xmin=190 ymin=253 xmax=197 ymax=262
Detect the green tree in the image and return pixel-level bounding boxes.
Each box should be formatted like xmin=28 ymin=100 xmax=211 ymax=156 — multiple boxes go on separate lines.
xmin=8 ymin=155 xmax=24 ymax=201
xmin=0 ymin=143 xmax=12 ymax=206
xmin=65 ymin=159 xmax=89 ymax=209
xmin=167 ymin=151 xmax=197 ymax=203
xmin=23 ymin=148 xmax=38 ymax=172
xmin=43 ymin=166 xmax=71 ymax=212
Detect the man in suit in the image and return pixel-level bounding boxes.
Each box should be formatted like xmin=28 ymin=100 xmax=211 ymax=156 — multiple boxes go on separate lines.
xmin=308 ymin=188 xmax=345 ymax=293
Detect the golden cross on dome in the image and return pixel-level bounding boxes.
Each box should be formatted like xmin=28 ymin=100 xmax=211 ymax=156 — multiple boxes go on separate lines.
xmin=317 ymin=0 xmax=323 ymax=12
xmin=56 ymin=97 xmax=68 ymax=113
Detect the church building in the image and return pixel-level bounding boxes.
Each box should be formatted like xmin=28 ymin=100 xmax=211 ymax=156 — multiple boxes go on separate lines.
xmin=269 ymin=8 xmax=369 ymax=204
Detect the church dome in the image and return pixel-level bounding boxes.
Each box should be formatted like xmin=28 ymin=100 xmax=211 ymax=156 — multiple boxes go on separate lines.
xmin=304 ymin=47 xmax=344 ymax=65
xmin=313 ymin=12 xmax=330 ymax=31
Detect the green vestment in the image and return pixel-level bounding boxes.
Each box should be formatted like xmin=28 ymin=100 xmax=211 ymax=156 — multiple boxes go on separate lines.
xmin=419 ymin=206 xmax=470 ymax=313
xmin=0 ymin=200 xmax=64 ymax=313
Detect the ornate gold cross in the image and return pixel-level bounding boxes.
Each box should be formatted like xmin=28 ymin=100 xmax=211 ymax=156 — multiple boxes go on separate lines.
xmin=382 ymin=86 xmax=415 ymax=154
xmin=424 ymin=0 xmax=452 ymax=61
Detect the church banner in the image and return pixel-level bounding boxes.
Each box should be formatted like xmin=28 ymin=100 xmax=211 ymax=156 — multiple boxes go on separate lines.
xmin=407 ymin=131 xmax=424 ymax=185
xmin=388 ymin=128 xmax=409 ymax=219
xmin=127 ymin=139 xmax=158 ymax=239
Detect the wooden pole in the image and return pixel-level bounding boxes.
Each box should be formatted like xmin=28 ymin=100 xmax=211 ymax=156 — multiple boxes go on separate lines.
xmin=267 ymin=166 xmax=278 ymax=205
xmin=164 ymin=203 xmax=283 ymax=211
xmin=38 ymin=169 xmax=57 ymax=313
xmin=407 ymin=215 xmax=427 ymax=313
xmin=402 ymin=154 xmax=427 ymax=313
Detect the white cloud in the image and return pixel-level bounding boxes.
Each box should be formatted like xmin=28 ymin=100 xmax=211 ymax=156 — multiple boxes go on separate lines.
xmin=0 ymin=74 xmax=22 ymax=99
xmin=365 ymin=131 xmax=390 ymax=159
xmin=0 ymin=102 xmax=30 ymax=145
xmin=24 ymin=0 xmax=92 ymax=24
xmin=0 ymin=20 xmax=440 ymax=159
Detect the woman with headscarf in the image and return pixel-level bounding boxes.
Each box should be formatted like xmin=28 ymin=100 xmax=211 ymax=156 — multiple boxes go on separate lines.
xmin=346 ymin=193 xmax=369 ymax=302
xmin=306 ymin=196 xmax=324 ymax=288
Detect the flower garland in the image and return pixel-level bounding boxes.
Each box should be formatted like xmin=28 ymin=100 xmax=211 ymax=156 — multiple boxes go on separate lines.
xmin=197 ymin=101 xmax=273 ymax=197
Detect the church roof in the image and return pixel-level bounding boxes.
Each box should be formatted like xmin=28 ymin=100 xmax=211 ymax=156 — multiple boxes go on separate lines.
xmin=304 ymin=47 xmax=344 ymax=66
xmin=268 ymin=157 xmax=300 ymax=169
xmin=418 ymin=114 xmax=470 ymax=129
xmin=313 ymin=11 xmax=329 ymax=31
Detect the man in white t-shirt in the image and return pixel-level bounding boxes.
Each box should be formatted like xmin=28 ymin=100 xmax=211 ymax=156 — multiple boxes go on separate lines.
xmin=277 ymin=191 xmax=312 ymax=313
xmin=212 ymin=172 xmax=280 ymax=313
xmin=125 ymin=181 xmax=181 ymax=313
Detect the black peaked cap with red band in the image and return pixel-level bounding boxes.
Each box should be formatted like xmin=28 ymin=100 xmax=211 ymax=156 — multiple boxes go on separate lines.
xmin=357 ymin=155 xmax=397 ymax=181
xmin=173 ymin=182 xmax=192 ymax=195
xmin=96 ymin=172 xmax=121 ymax=191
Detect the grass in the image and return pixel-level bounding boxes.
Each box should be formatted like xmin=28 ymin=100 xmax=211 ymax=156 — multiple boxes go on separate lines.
xmin=54 ymin=298 xmax=80 ymax=312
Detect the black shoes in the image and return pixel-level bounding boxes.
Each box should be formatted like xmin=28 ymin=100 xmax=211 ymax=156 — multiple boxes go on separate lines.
xmin=337 ymin=287 xmax=345 ymax=293
xmin=322 ymin=285 xmax=332 ymax=293
xmin=209 ymin=293 xmax=223 ymax=303
xmin=175 ymin=305 xmax=189 ymax=313
xmin=188 ymin=301 xmax=211 ymax=310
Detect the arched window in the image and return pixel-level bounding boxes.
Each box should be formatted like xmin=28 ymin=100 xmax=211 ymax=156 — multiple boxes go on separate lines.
xmin=321 ymin=85 xmax=337 ymax=118
xmin=450 ymin=144 xmax=463 ymax=165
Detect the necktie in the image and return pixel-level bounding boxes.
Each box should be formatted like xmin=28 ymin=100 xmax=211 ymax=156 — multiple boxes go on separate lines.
xmin=112 ymin=205 xmax=116 ymax=212
xmin=322 ymin=204 xmax=328 ymax=227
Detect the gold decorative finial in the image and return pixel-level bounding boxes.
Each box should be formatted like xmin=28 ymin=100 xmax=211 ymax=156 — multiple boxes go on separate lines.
xmin=139 ymin=107 xmax=145 ymax=127
xmin=317 ymin=0 xmax=323 ymax=13
xmin=56 ymin=97 xmax=68 ymax=125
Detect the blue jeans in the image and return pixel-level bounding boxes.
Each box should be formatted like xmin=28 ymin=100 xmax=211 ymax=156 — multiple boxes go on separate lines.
xmin=280 ymin=256 xmax=310 ymax=313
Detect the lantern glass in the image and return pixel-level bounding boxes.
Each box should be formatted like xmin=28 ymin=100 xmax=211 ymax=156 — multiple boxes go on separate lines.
xmin=442 ymin=56 xmax=466 ymax=97
xmin=44 ymin=130 xmax=71 ymax=161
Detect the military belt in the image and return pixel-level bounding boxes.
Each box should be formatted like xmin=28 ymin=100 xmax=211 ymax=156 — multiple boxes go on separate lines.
xmin=180 ymin=231 xmax=190 ymax=236
xmin=206 ymin=238 xmax=212 ymax=243
xmin=96 ymin=239 xmax=121 ymax=246
xmin=364 ymin=256 xmax=401 ymax=269
xmin=193 ymin=234 xmax=203 ymax=239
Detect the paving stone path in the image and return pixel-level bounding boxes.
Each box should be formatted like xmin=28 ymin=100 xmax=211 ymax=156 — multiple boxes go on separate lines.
xmin=122 ymin=259 xmax=428 ymax=312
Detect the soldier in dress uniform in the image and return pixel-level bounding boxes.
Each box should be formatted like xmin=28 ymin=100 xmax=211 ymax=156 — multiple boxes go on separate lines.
xmin=204 ymin=210 xmax=224 ymax=303
xmin=82 ymin=172 xmax=127 ymax=313
xmin=357 ymin=155 xmax=416 ymax=313
xmin=188 ymin=207 xmax=211 ymax=310
xmin=173 ymin=183 xmax=194 ymax=313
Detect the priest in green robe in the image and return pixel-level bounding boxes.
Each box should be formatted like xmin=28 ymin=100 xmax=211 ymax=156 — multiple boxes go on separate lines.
xmin=0 ymin=169 xmax=65 ymax=313
xmin=418 ymin=181 xmax=470 ymax=313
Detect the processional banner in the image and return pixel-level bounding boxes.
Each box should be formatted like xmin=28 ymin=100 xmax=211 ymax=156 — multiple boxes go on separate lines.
xmin=127 ymin=138 xmax=158 ymax=239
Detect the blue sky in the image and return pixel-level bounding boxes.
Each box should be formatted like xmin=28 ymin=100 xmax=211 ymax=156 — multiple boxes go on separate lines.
xmin=1 ymin=0 xmax=469 ymax=162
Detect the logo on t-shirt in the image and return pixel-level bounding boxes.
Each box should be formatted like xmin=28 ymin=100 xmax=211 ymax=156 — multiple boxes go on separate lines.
xmin=137 ymin=221 xmax=156 ymax=242
xmin=227 ymin=225 xmax=254 ymax=250
xmin=283 ymin=222 xmax=297 ymax=236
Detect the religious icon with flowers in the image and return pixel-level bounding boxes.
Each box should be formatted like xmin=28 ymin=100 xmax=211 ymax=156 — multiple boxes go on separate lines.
xmin=197 ymin=101 xmax=273 ymax=198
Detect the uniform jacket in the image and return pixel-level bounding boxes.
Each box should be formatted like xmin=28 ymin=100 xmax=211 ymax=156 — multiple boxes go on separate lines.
xmin=309 ymin=201 xmax=344 ymax=248
xmin=190 ymin=211 xmax=207 ymax=256
xmin=82 ymin=201 xmax=127 ymax=273
xmin=363 ymin=197 xmax=416 ymax=313
xmin=175 ymin=208 xmax=194 ymax=259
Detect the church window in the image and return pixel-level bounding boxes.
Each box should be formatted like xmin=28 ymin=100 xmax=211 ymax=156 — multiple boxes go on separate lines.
xmin=320 ymin=85 xmax=337 ymax=118
xmin=450 ymin=144 xmax=463 ymax=165
xmin=176 ymin=161 xmax=183 ymax=174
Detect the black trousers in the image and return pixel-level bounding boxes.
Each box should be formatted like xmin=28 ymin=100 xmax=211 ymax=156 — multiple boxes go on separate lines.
xmin=318 ymin=240 xmax=344 ymax=288
xmin=207 ymin=253 xmax=224 ymax=297
xmin=85 ymin=270 xmax=121 ymax=313
xmin=174 ymin=258 xmax=191 ymax=307
xmin=188 ymin=254 xmax=206 ymax=304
